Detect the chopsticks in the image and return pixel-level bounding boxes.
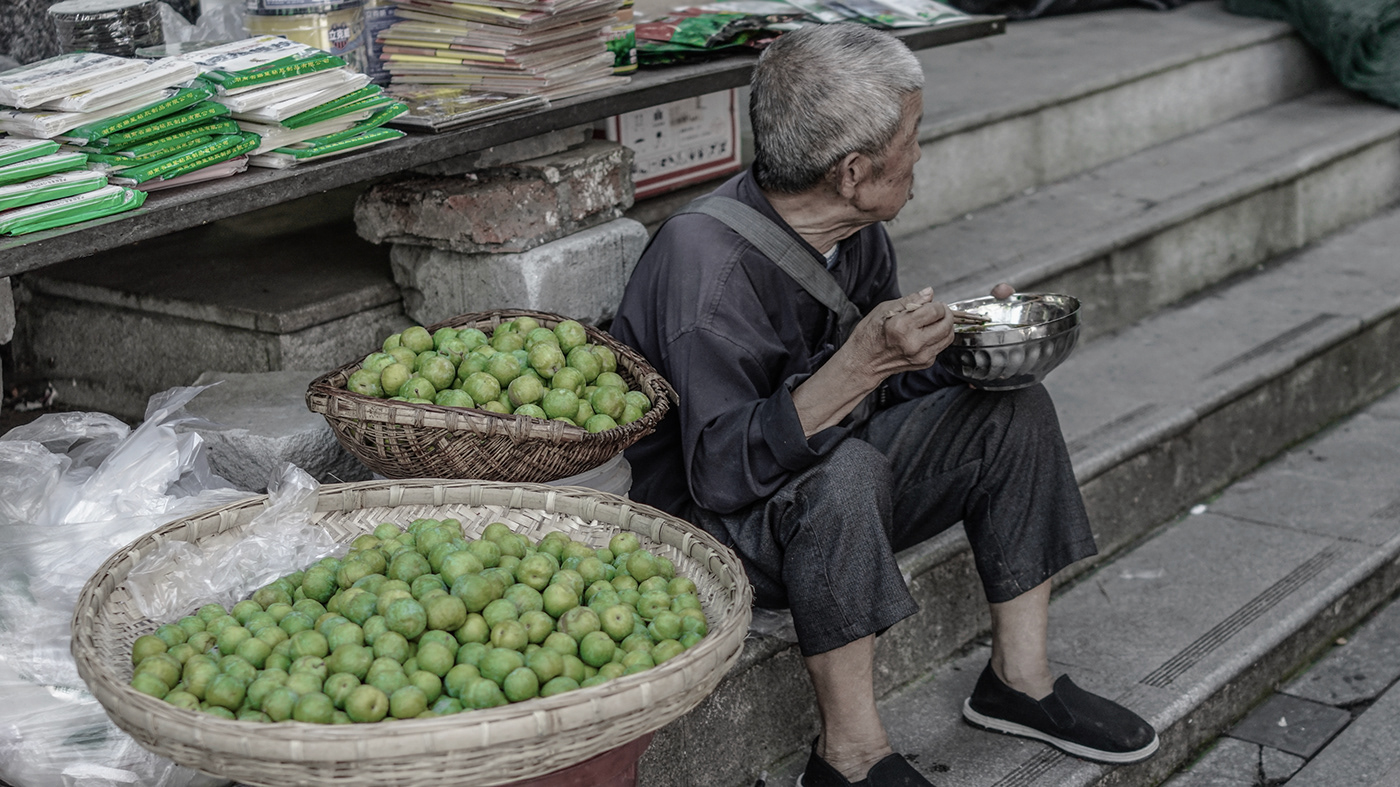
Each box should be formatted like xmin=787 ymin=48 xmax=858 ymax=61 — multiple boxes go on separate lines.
xmin=953 ymin=310 xmax=991 ymax=325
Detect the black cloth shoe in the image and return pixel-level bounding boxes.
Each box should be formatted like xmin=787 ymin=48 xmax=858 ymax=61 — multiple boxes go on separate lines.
xmin=962 ymin=662 xmax=1159 ymax=764
xmin=798 ymin=737 xmax=934 ymax=787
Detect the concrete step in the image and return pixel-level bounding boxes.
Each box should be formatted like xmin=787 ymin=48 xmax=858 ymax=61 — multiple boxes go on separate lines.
xmin=637 ymin=197 xmax=1400 ymax=787
xmin=626 ymin=2 xmax=1327 ymax=240
xmin=760 ymin=381 xmax=1400 ymax=787
xmin=894 ymin=87 xmax=1400 ymax=342
xmin=896 ymin=0 xmax=1329 ymax=234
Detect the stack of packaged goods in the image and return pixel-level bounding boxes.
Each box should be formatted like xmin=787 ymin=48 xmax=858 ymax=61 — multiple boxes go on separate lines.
xmin=376 ymin=0 xmax=630 ymax=100
xmin=171 ymin=36 xmax=407 ymax=169
xmin=0 ymin=138 xmax=145 ymax=236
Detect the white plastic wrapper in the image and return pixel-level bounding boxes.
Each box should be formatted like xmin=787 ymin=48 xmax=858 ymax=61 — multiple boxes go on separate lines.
xmin=0 ymin=385 xmax=253 ymax=787
xmin=126 ymin=462 xmax=341 ymax=621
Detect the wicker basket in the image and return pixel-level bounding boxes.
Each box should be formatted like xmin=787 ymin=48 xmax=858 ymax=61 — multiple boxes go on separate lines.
xmin=71 ymin=480 xmax=752 ymax=787
xmin=306 ymin=309 xmax=677 ymax=482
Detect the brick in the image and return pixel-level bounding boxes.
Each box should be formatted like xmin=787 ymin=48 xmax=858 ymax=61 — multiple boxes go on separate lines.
xmin=356 ymin=139 xmax=635 ymax=254
xmin=389 ymin=217 xmax=649 ymax=326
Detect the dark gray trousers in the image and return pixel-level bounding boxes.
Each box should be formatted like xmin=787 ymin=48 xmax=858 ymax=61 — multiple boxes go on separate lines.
xmin=686 ymin=384 xmax=1097 ymax=657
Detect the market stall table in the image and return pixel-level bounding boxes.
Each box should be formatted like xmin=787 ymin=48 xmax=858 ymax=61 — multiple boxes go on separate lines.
xmin=0 ymin=16 xmax=1003 ymax=278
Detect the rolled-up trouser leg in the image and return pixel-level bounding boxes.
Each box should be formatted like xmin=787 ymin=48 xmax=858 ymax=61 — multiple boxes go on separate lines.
xmin=860 ymin=383 xmax=1098 ymax=604
xmin=686 ymin=438 xmax=920 ymax=657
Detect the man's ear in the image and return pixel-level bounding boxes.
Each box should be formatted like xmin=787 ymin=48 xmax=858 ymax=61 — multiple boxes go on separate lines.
xmin=834 ymin=151 xmax=874 ymax=200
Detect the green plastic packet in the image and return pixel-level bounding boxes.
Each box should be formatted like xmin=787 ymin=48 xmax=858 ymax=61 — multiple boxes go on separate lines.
xmin=87 ymin=136 xmax=214 ymax=167
xmin=282 ymin=86 xmax=386 ymax=129
xmin=61 ymin=85 xmax=215 ymax=147
xmin=0 ymin=139 xmax=61 ymax=168
xmin=295 ymin=103 xmax=408 ymax=148
xmin=0 ymin=169 xmax=108 ymax=211
xmin=115 ymin=118 xmax=242 ymax=160
xmin=253 ymin=127 xmax=404 ymax=168
xmin=0 ymin=184 xmax=145 ymax=236
xmin=89 ymin=101 xmax=232 ymax=152
xmin=107 ymin=132 xmax=254 ymax=185
xmin=157 ymin=133 xmax=260 ymax=181
xmin=204 ymin=52 xmax=348 ymax=92
xmin=0 ymin=151 xmax=88 ymax=186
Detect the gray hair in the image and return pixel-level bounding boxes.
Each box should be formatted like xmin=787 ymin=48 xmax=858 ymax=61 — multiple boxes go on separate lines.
xmin=750 ymin=24 xmax=924 ymax=193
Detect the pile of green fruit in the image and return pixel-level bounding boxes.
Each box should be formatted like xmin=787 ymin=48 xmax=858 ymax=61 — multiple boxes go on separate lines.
xmin=127 ymin=519 xmax=709 ymax=724
xmin=343 ymin=317 xmax=652 ymax=433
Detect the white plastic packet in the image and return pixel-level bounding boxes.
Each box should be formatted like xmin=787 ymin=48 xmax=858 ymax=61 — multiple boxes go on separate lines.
xmin=0 ymin=385 xmax=253 ymax=787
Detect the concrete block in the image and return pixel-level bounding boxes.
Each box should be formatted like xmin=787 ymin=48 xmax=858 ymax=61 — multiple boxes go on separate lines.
xmin=390 ymin=217 xmax=649 ymax=326
xmin=186 ymin=370 xmax=373 ymax=492
xmin=15 ymin=289 xmax=408 ymax=420
xmin=1228 ymin=693 xmax=1350 ymax=758
xmin=0 ymin=277 xmax=13 ymax=344
xmin=412 ymin=125 xmax=592 ymax=176
xmin=356 ymin=140 xmax=635 ymax=255
xmin=1285 ymin=677 xmax=1400 ymax=787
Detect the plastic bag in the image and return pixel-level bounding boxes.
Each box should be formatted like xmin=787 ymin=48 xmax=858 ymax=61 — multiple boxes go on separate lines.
xmin=0 ymin=385 xmax=252 ymax=787
xmin=127 ymin=462 xmax=340 ymax=621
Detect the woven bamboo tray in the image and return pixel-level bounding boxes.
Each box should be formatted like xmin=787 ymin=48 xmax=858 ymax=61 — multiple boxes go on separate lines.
xmin=71 ymin=480 xmax=752 ymax=787
xmin=306 ymin=309 xmax=677 ymax=483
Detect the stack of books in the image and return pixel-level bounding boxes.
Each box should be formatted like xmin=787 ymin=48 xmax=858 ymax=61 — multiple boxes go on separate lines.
xmin=377 ymin=0 xmax=630 ymax=100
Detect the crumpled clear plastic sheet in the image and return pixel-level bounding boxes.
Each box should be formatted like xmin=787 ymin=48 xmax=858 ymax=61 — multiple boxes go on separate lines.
xmin=0 ymin=385 xmax=253 ymax=787
xmin=126 ymin=462 xmax=341 ymax=621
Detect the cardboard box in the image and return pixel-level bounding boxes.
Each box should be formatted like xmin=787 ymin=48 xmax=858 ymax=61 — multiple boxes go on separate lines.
xmin=597 ymin=89 xmax=742 ymax=199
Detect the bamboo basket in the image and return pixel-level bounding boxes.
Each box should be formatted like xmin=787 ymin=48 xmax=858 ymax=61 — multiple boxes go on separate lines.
xmin=71 ymin=480 xmax=751 ymax=787
xmin=306 ymin=309 xmax=677 ymax=483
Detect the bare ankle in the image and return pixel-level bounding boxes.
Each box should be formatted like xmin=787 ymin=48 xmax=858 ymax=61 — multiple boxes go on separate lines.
xmin=819 ymin=733 xmax=894 ymax=782
xmin=991 ymin=659 xmax=1054 ymax=700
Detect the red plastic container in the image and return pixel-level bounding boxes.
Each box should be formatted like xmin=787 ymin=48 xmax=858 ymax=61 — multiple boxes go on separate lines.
xmin=504 ymin=733 xmax=654 ymax=787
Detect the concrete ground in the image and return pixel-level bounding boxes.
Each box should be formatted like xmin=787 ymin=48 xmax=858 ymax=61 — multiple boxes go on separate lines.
xmin=1164 ymin=587 xmax=1400 ymax=787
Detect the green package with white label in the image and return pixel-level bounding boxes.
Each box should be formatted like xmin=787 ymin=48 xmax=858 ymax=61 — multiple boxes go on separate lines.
xmin=60 ymin=85 xmax=215 ymax=147
xmin=282 ymin=87 xmax=392 ymax=129
xmin=0 ymin=184 xmax=145 ymax=236
xmin=0 ymin=151 xmax=88 ymax=186
xmin=252 ymin=126 xmax=404 ymax=168
xmin=156 ymin=133 xmax=260 ymax=182
xmin=107 ymin=132 xmax=255 ymax=185
xmin=87 ymin=101 xmax=232 ymax=151
xmin=111 ymin=118 xmax=242 ymax=159
xmin=0 ymin=170 xmax=108 ymax=211
xmin=0 ymin=139 xmax=61 ymax=168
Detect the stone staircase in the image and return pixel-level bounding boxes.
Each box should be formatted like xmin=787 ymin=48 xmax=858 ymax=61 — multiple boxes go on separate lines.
xmin=637 ymin=4 xmax=1400 ymax=786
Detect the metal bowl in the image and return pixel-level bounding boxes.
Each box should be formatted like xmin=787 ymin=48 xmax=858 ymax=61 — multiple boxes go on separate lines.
xmin=940 ymin=292 xmax=1081 ymax=391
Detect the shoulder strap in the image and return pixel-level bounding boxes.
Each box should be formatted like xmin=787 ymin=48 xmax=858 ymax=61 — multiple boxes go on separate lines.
xmin=675 ymin=195 xmax=863 ymax=339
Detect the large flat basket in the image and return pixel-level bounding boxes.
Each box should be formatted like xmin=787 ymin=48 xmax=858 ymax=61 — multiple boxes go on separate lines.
xmin=71 ymin=480 xmax=752 ymax=787
xmin=305 ymin=309 xmax=677 ymax=482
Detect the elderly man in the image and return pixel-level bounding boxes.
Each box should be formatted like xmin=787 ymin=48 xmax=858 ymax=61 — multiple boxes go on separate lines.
xmin=611 ymin=23 xmax=1157 ymax=787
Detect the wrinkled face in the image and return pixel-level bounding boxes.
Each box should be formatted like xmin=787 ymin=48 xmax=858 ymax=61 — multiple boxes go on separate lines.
xmin=856 ymin=90 xmax=923 ymax=222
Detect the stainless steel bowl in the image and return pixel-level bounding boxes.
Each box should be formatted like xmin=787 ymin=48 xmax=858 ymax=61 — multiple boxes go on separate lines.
xmin=940 ymin=293 xmax=1081 ymax=391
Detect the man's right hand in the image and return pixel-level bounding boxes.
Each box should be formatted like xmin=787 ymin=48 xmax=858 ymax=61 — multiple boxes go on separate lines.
xmin=846 ymin=287 xmax=955 ymax=380
xmin=790 ymin=287 xmax=954 ymax=436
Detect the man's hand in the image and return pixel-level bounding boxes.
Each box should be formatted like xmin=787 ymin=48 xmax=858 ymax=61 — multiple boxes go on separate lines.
xmin=791 ymin=287 xmax=954 ymax=436
xmin=843 ymin=287 xmax=955 ymax=380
